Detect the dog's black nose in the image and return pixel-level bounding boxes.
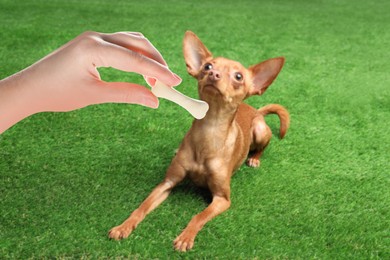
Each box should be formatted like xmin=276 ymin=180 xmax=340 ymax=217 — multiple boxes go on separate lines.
xmin=208 ymin=70 xmax=221 ymax=81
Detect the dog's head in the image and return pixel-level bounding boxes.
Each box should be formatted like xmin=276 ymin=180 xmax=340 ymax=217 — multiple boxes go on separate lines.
xmin=183 ymin=31 xmax=285 ymax=108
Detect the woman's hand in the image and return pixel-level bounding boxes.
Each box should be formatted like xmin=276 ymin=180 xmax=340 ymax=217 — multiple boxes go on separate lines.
xmin=0 ymin=31 xmax=182 ymax=133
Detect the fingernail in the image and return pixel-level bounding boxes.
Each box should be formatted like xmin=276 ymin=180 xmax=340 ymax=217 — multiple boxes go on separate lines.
xmin=172 ymin=73 xmax=182 ymax=86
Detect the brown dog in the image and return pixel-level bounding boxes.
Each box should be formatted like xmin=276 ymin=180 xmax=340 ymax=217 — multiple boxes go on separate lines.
xmin=108 ymin=31 xmax=290 ymax=252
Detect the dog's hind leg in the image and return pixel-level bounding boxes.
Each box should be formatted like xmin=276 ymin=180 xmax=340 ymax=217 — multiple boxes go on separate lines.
xmin=246 ymin=116 xmax=272 ymax=168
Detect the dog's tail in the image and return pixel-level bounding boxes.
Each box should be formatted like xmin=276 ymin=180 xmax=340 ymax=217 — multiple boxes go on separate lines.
xmin=258 ymin=104 xmax=290 ymax=139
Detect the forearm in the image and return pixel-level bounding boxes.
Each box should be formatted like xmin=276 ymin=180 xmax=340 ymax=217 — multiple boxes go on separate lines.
xmin=0 ymin=71 xmax=37 ymax=134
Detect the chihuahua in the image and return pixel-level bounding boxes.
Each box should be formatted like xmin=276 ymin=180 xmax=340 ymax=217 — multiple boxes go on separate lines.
xmin=108 ymin=31 xmax=290 ymax=252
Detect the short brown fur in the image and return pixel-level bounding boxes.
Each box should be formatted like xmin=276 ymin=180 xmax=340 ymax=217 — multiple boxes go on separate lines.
xmin=108 ymin=31 xmax=290 ymax=252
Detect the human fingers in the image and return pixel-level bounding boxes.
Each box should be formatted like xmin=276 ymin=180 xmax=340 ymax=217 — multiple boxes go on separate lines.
xmin=93 ymin=81 xmax=159 ymax=108
xmin=93 ymin=41 xmax=181 ymax=87
xmin=100 ymin=32 xmax=168 ymax=68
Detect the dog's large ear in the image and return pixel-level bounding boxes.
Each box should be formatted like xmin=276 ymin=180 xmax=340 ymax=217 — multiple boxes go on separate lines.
xmin=248 ymin=57 xmax=285 ymax=96
xmin=183 ymin=31 xmax=212 ymax=77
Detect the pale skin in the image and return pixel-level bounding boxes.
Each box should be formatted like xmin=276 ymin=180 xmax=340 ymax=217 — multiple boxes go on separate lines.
xmin=0 ymin=31 xmax=182 ymax=134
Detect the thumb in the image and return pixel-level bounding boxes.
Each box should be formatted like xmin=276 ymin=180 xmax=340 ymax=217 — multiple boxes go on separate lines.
xmin=94 ymin=81 xmax=159 ymax=108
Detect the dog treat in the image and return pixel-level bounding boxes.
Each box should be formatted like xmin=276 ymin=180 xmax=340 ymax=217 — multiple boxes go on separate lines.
xmin=151 ymin=80 xmax=209 ymax=119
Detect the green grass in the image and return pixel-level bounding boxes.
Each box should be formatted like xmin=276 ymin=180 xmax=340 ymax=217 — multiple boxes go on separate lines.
xmin=1 ymin=0 xmax=389 ymax=258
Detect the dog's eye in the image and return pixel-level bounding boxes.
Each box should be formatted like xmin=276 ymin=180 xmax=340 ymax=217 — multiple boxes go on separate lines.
xmin=235 ymin=72 xmax=243 ymax=81
xmin=204 ymin=63 xmax=213 ymax=71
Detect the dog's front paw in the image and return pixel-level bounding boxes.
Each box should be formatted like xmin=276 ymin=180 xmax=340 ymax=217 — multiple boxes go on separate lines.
xmin=246 ymin=158 xmax=260 ymax=168
xmin=173 ymin=231 xmax=196 ymax=252
xmin=108 ymin=224 xmax=134 ymax=240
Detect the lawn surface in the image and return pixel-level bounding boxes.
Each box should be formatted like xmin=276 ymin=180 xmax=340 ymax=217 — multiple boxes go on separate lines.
xmin=1 ymin=0 xmax=389 ymax=258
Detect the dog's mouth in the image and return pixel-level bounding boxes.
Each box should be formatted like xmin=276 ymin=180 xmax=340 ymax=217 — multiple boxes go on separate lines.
xmin=202 ymin=84 xmax=221 ymax=94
